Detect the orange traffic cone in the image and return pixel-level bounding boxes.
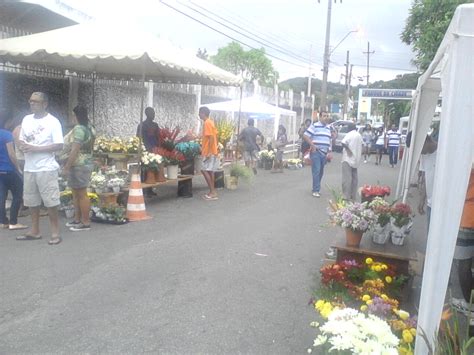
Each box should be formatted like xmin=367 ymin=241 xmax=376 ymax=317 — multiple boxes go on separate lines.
xmin=126 ymin=173 xmax=152 ymax=221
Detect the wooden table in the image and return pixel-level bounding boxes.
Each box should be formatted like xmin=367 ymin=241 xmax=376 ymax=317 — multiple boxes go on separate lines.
xmin=124 ymin=175 xmax=194 ymax=198
xmin=331 ymin=232 xmax=417 ymax=275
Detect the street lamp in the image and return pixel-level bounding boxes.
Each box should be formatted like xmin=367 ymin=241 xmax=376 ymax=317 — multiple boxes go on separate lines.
xmin=320 ymin=28 xmax=359 ymax=111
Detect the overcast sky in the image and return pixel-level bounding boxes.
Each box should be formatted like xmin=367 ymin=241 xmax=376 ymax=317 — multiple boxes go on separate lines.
xmin=66 ymin=0 xmax=417 ymax=84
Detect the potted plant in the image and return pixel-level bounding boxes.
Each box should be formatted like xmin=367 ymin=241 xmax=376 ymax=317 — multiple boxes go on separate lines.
xmin=390 ymin=202 xmax=413 ymax=245
xmin=328 ymin=201 xmax=377 ymax=247
xmin=157 ymin=148 xmax=185 ymax=179
xmin=90 ymin=172 xmax=107 ymax=193
xmin=141 ymin=152 xmax=163 ymax=183
xmin=59 ymin=190 xmax=74 ymax=218
xmin=361 ymin=184 xmax=391 ymax=203
xmin=227 ymin=164 xmax=253 ymax=190
xmin=368 ymin=197 xmax=393 ymax=244
xmin=258 ymin=150 xmax=275 ymax=170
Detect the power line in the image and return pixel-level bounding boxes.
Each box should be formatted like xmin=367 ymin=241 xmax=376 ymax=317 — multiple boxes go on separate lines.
xmin=174 ymin=0 xmax=311 ymax=64
xmin=187 ymin=0 xmax=319 ymax=61
xmin=159 ymin=0 xmax=309 ymax=69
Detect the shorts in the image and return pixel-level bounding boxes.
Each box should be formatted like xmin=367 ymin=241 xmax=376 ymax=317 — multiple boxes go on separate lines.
xmin=243 ymin=150 xmax=258 ymax=162
xmin=23 ymin=170 xmax=60 ymax=208
xmin=376 ymin=144 xmax=384 ymax=151
xmin=68 ymin=164 xmax=93 ymax=189
xmin=454 ymin=228 xmax=474 ymax=260
xmin=276 ymin=150 xmax=283 ymax=162
xmin=201 ymin=155 xmax=220 ymax=172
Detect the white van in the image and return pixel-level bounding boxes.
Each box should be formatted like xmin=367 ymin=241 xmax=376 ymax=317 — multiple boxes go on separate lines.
xmin=399 ymin=116 xmax=409 ymax=145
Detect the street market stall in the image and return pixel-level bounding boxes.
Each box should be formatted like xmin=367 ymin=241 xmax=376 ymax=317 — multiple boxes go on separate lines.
xmin=394 ymin=4 xmax=474 ymax=354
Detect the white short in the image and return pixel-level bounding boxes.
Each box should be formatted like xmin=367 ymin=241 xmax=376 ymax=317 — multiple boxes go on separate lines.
xmin=23 ymin=170 xmax=60 ymax=208
xmin=201 ymin=155 xmax=220 ymax=172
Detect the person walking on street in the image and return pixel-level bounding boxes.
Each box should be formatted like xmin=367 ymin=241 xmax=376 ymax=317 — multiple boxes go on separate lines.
xmin=298 ymin=119 xmax=312 ymax=159
xmin=386 ymin=124 xmax=401 ymax=168
xmin=361 ymin=124 xmax=373 ymax=163
xmin=239 ymin=118 xmax=264 ymax=174
xmin=61 ymin=105 xmax=95 ymax=232
xmin=199 ymin=106 xmax=219 ymax=201
xmin=0 ymin=108 xmax=27 ymax=231
xmin=16 ymin=92 xmax=64 ymax=245
xmin=341 ymin=123 xmax=363 ymax=201
xmin=374 ymin=127 xmax=386 ymax=165
xmin=303 ymin=111 xmax=332 ymax=198
xmin=272 ymin=124 xmax=287 ymax=173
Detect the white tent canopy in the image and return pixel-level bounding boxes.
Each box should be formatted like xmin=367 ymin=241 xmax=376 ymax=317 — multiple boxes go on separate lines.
xmin=0 ymin=22 xmax=241 ymax=86
xmin=395 ymin=4 xmax=474 ymax=354
xmin=204 ymin=96 xmax=297 ymax=140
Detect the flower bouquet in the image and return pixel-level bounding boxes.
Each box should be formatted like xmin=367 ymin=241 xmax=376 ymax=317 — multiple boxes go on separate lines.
xmin=361 ymin=184 xmax=391 ymax=203
xmin=390 ymin=203 xmax=413 ymax=245
xmin=125 ymin=137 xmax=144 ymax=154
xmin=328 ymin=201 xmax=377 ymax=247
xmin=159 ymin=126 xmax=180 ymax=151
xmin=216 ymin=118 xmax=235 ymax=146
xmin=258 ymin=149 xmax=275 ymax=170
xmin=175 ymin=141 xmax=201 ymax=161
xmin=90 ymin=172 xmax=107 ymax=193
xmin=156 ymin=148 xmax=185 ymax=167
xmin=367 ymin=197 xmax=393 ymax=244
xmin=141 ymin=152 xmax=163 ymax=172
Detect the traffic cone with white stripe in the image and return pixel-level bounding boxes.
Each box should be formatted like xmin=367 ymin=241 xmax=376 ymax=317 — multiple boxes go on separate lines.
xmin=126 ymin=173 xmax=152 ymax=221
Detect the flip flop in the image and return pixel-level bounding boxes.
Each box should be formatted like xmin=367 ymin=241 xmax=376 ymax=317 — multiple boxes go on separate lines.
xmin=202 ymin=194 xmax=218 ymax=201
xmin=48 ymin=237 xmax=62 ymax=245
xmin=9 ymin=224 xmax=28 ymax=230
xmin=16 ymin=234 xmax=42 ymax=241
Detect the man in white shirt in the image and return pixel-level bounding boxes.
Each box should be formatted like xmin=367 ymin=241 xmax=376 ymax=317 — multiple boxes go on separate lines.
xmin=341 ymin=123 xmax=363 ymax=201
xmin=16 ymin=92 xmax=64 ymax=245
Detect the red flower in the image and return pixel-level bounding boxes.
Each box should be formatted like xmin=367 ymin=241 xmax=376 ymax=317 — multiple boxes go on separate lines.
xmin=361 ymin=185 xmax=391 ymax=197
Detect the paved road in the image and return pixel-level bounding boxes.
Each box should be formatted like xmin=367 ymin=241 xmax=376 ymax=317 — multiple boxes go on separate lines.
xmin=0 ymin=154 xmax=422 ymax=353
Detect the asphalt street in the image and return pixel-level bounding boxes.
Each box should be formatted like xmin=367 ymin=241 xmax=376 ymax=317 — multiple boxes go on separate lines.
xmin=0 ymin=153 xmax=427 ymax=354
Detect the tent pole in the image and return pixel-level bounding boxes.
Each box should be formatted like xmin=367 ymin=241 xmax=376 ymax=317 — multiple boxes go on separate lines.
xmin=92 ymin=72 xmax=96 ymax=126
xmin=137 ymin=60 xmax=146 ymax=175
xmin=235 ymin=84 xmax=243 ymax=162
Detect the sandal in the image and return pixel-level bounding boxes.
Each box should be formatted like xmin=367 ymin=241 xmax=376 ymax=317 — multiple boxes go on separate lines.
xmin=9 ymin=224 xmax=28 ymax=230
xmin=202 ymin=194 xmax=218 ymax=201
xmin=16 ymin=234 xmax=42 ymax=241
xmin=48 ymin=237 xmax=62 ymax=245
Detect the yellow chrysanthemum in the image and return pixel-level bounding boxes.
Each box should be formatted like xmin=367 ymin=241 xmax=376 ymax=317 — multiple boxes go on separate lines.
xmin=366 ymin=300 xmax=373 ymax=305
xmin=381 ymin=294 xmax=389 ymax=301
xmin=315 ymin=300 xmax=325 ymax=310
xmin=385 ymin=276 xmax=393 ymax=283
xmin=374 ymin=265 xmax=382 ymax=272
xmin=402 ymin=329 xmax=414 ymax=343
xmin=410 ymin=328 xmax=417 ymax=336
xmin=381 ymin=264 xmax=388 ymax=270
xmin=362 ymin=294 xmax=371 ymax=302
xmin=365 ymin=257 xmax=373 ymax=265
xmin=360 ymin=305 xmax=368 ymax=312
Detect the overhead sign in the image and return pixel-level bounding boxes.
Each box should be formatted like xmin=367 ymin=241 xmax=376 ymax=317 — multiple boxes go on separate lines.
xmin=361 ymin=89 xmax=414 ymax=100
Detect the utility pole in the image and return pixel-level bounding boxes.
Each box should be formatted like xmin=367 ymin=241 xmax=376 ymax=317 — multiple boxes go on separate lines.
xmin=343 ymin=50 xmax=350 ymax=119
xmin=363 ymin=41 xmax=375 ymax=87
xmin=320 ymin=0 xmax=332 ymax=111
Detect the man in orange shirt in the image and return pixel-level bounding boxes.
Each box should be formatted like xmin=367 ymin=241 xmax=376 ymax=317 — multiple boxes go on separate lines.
xmin=199 ymin=107 xmax=219 ymax=200
xmin=452 ymin=167 xmax=474 ymax=317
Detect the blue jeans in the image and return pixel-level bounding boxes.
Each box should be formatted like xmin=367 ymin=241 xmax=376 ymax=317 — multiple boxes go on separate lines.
xmin=388 ymin=146 xmax=399 ymax=165
xmin=310 ymin=151 xmax=327 ymax=193
xmin=0 ymin=171 xmax=23 ymax=225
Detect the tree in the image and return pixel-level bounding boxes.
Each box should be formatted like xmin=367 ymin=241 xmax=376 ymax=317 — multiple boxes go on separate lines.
xmin=196 ymin=48 xmax=209 ymax=61
xmin=211 ymin=42 xmax=277 ymax=86
xmin=401 ymin=0 xmax=471 ymax=71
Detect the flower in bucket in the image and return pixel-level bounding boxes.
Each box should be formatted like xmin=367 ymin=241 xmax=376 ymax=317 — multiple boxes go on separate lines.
xmin=175 ymin=141 xmax=201 ymax=160
xmin=369 ymin=197 xmax=392 ymax=227
xmin=391 ymin=202 xmax=413 ymax=228
xmin=361 ymin=184 xmax=391 ymax=198
xmin=90 ymin=172 xmax=107 ymax=190
xmin=107 ymin=177 xmax=125 ymax=188
xmin=156 ymin=148 xmax=185 ymax=166
xmin=328 ymin=201 xmax=376 ymax=232
xmin=258 ymin=149 xmax=275 ymax=162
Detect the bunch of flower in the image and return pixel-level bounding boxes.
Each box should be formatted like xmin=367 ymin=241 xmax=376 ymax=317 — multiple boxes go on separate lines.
xmin=391 ymin=202 xmax=413 ymax=227
xmin=59 ymin=190 xmax=73 ymax=206
xmin=94 ymin=136 xmax=110 ymax=153
xmin=93 ymin=136 xmax=127 ymax=153
xmin=361 ymin=184 xmax=391 ymax=198
xmin=216 ymin=118 xmax=235 ymax=146
xmin=159 ymin=127 xmax=180 ymax=151
xmin=309 ymin=308 xmax=400 ymax=354
xmin=389 ymin=309 xmax=417 ymax=354
xmin=107 ymin=177 xmax=125 ymax=188
xmin=327 ymin=201 xmax=376 ymax=232
xmin=369 ymin=197 xmax=392 ymax=227
xmin=258 ymin=149 xmax=275 ymax=162
xmin=87 ymin=192 xmax=99 ymax=206
xmin=141 ymin=152 xmax=163 ymax=171
xmin=174 ymin=141 xmax=201 ymax=160
xmin=125 ymin=137 xmax=144 ymax=153
xmin=90 ymin=172 xmax=107 ymax=190
xmin=156 ymin=148 xmax=185 ymax=166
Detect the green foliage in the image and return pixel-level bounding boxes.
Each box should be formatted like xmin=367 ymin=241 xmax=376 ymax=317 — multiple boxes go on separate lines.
xmin=229 ymin=164 xmax=253 ymax=182
xmin=401 ymin=0 xmax=471 ymax=71
xmin=211 ymin=42 xmax=277 ymax=86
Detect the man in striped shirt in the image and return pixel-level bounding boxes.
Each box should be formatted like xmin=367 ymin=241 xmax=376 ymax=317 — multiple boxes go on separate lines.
xmin=303 ymin=111 xmax=333 ymax=197
xmin=386 ymin=124 xmax=401 ymax=168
